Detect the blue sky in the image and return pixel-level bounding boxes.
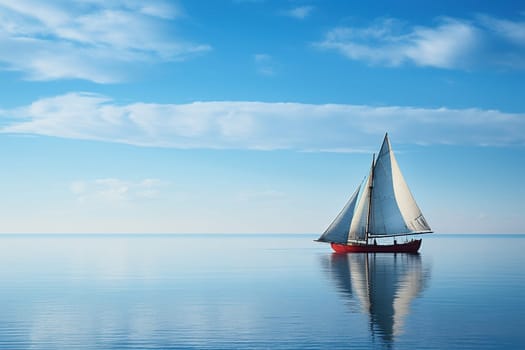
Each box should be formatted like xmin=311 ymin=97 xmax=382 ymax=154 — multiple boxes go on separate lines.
xmin=0 ymin=0 xmax=524 ymax=233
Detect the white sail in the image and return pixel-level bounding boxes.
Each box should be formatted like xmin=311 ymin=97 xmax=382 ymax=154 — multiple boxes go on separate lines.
xmin=317 ymin=185 xmax=361 ymax=243
xmin=319 ymin=133 xmax=431 ymax=244
xmin=348 ymin=166 xmax=373 ymax=242
xmin=369 ymin=135 xmax=431 ymax=236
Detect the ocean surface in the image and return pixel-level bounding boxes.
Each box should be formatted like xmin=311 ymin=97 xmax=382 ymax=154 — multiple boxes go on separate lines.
xmin=0 ymin=234 xmax=523 ymax=349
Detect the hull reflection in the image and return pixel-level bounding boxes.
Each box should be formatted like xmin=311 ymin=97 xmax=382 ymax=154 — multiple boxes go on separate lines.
xmin=323 ymin=253 xmax=430 ymax=345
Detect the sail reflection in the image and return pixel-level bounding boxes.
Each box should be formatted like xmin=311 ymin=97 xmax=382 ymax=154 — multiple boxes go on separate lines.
xmin=322 ymin=253 xmax=430 ymax=344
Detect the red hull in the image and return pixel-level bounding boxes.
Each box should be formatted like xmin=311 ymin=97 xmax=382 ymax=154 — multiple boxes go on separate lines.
xmin=331 ymin=239 xmax=422 ymax=253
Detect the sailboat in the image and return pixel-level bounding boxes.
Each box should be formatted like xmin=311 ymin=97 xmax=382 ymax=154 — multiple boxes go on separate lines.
xmin=316 ymin=133 xmax=432 ymax=253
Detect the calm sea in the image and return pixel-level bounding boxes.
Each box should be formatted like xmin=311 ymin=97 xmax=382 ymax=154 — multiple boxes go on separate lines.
xmin=0 ymin=234 xmax=523 ymax=349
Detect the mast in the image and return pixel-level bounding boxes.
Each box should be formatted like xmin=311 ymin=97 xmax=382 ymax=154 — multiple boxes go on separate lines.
xmin=365 ymin=153 xmax=375 ymax=244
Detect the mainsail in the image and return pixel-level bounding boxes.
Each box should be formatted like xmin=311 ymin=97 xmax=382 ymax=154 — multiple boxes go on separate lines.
xmin=318 ymin=133 xmax=431 ymax=243
xmin=369 ymin=135 xmax=431 ymax=237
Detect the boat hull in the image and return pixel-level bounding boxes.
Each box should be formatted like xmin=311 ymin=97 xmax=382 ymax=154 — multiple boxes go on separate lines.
xmin=331 ymin=239 xmax=422 ymax=253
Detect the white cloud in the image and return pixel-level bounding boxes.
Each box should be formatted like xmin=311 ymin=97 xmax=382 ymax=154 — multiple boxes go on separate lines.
xmin=406 ymin=20 xmax=480 ymax=68
xmin=1 ymin=92 xmax=525 ymax=150
xmin=284 ymin=6 xmax=314 ymax=20
xmin=316 ymin=15 xmax=525 ymax=70
xmin=70 ymin=178 xmax=166 ymax=203
xmin=0 ymin=0 xmax=210 ymax=82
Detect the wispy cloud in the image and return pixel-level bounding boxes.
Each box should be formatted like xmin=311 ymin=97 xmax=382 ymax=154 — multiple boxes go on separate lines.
xmin=283 ymin=6 xmax=314 ymax=20
xmin=1 ymin=92 xmax=524 ymax=150
xmin=0 ymin=0 xmax=211 ymax=82
xmin=70 ymin=178 xmax=165 ymax=203
xmin=316 ymin=15 xmax=525 ymax=70
xmin=254 ymin=54 xmax=277 ymax=75
xmin=477 ymin=15 xmax=525 ymax=46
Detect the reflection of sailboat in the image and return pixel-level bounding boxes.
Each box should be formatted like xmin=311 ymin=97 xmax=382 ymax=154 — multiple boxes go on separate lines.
xmin=316 ymin=133 xmax=432 ymax=253
xmin=322 ymin=253 xmax=429 ymax=344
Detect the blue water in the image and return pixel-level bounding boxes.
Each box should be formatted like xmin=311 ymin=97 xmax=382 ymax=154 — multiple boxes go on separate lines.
xmin=0 ymin=234 xmax=523 ymax=349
